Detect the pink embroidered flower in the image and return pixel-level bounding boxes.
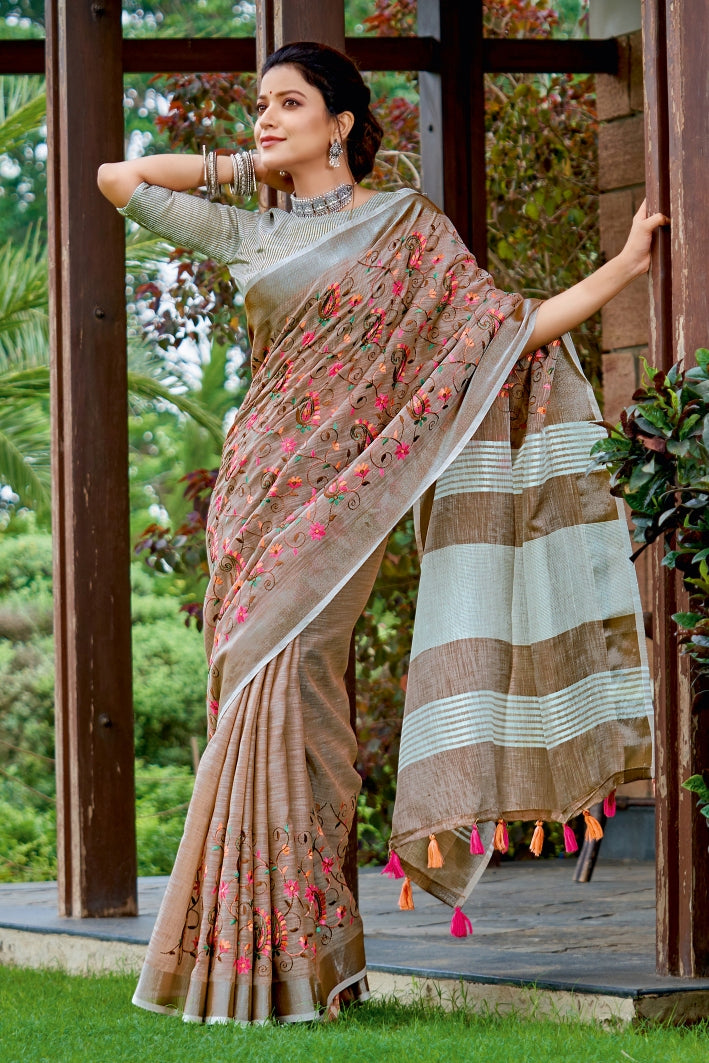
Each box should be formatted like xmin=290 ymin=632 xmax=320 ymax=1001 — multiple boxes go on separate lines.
xmin=217 ymin=938 xmax=231 ymax=956
xmin=246 ymin=412 xmax=259 ymax=429
xmin=321 ymin=856 xmax=334 ymax=876
xmin=284 ymin=879 xmax=299 ymax=899
xmin=438 ymin=386 xmax=452 ymax=403
xmin=354 ymin=463 xmax=370 ymax=480
xmin=236 ymin=606 xmax=248 ymax=624
xmin=375 ymin=394 xmax=389 ymax=411
xmin=209 ymin=699 xmax=219 ymax=717
xmin=395 ymin=442 xmax=410 ymax=460
xmin=392 ymin=280 xmax=404 ymax=297
xmin=349 ymin=294 xmax=363 ymax=307
xmin=309 ymin=522 xmax=326 ymax=541
xmin=235 ymin=954 xmax=252 ymax=973
xmin=219 ymin=879 xmax=229 ymax=900
xmin=281 ymin=437 xmax=297 ymax=454
xmin=269 ymin=542 xmax=284 ymax=556
xmin=328 ymin=362 xmax=344 ymax=376
xmin=287 ymin=476 xmax=302 ymax=491
xmin=301 ymin=330 xmax=316 ymax=348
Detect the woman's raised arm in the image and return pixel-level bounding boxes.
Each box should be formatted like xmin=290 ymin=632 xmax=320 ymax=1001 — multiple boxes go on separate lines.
xmin=524 ymin=200 xmax=669 ymax=353
xmin=97 ymin=152 xmax=237 ymax=209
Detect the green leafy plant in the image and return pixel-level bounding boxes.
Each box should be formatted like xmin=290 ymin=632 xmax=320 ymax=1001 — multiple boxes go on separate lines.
xmin=683 ymin=773 xmax=709 ymax=825
xmin=590 ymin=349 xmax=709 ymax=673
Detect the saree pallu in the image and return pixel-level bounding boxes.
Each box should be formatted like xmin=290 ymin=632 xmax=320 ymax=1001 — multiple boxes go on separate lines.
xmin=390 ymin=338 xmax=653 ymax=906
xmin=132 ymin=191 xmax=652 ymax=1023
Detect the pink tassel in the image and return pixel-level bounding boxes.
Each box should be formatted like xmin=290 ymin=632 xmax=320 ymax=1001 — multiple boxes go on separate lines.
xmin=381 ymin=850 xmax=405 ymax=879
xmin=563 ymin=823 xmax=578 ymax=853
xmin=450 ymin=906 xmax=473 ymax=938
xmin=469 ymin=823 xmax=486 ymax=856
xmin=604 ymin=789 xmax=617 ymax=818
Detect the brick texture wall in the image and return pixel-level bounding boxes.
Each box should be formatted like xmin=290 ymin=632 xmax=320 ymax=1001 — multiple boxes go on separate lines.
xmin=597 ymin=30 xmax=647 ymax=425
xmin=597 ymin=31 xmax=653 ymax=797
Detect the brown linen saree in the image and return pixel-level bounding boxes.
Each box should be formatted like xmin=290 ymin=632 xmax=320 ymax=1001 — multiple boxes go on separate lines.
xmin=126 ymin=187 xmax=652 ymax=1023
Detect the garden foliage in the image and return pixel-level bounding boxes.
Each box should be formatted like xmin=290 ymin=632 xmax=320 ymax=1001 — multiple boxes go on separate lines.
xmin=591 ymin=351 xmax=709 ymax=819
xmin=0 ymin=0 xmax=599 ymax=873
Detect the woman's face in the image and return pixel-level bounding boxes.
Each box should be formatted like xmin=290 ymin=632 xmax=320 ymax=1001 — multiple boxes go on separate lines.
xmin=255 ymin=64 xmax=342 ymax=174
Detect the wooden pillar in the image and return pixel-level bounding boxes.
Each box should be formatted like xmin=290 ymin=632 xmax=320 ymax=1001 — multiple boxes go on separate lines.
xmin=47 ymin=0 xmax=136 ymax=917
xmin=643 ymin=0 xmax=709 ymax=976
xmin=417 ymin=0 xmax=487 ymax=264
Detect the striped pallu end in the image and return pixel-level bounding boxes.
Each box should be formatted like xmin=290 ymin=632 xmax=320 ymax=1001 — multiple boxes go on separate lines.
xmin=389 ymin=336 xmax=653 ymax=911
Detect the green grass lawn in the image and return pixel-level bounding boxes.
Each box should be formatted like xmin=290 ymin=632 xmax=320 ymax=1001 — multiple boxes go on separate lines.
xmin=1 ymin=967 xmax=708 ymax=1063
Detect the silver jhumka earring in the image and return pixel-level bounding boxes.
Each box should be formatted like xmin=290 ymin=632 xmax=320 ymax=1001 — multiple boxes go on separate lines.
xmin=328 ymin=140 xmax=344 ymax=168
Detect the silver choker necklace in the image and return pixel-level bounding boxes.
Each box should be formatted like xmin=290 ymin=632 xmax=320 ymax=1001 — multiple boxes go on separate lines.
xmin=290 ymin=183 xmax=354 ymax=218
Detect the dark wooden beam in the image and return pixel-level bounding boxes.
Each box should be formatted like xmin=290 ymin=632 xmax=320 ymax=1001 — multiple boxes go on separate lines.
xmin=47 ymin=0 xmax=136 ymax=918
xmin=644 ymin=0 xmax=709 ymax=978
xmin=664 ymin=0 xmax=709 ymax=978
xmin=484 ymin=37 xmax=618 ymax=74
xmin=642 ymin=0 xmax=678 ymax=978
xmin=0 ymin=35 xmax=618 ymax=76
xmin=418 ymin=0 xmax=487 ymax=264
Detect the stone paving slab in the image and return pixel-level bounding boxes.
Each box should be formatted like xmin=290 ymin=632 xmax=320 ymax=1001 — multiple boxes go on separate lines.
xmin=2 ymin=860 xmax=709 ymax=1000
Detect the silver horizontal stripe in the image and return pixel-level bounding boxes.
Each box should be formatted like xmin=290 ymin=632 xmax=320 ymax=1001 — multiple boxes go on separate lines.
xmin=434 ymin=421 xmax=605 ymax=499
xmin=410 ymin=520 xmax=636 ymax=660
xmin=399 ymin=667 xmax=652 ymax=771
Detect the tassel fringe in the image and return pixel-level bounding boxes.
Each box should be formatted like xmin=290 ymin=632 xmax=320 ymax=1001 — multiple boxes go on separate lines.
xmin=469 ymin=823 xmax=486 ymax=856
xmin=563 ymin=822 xmax=579 ymax=853
xmin=427 ymin=833 xmax=444 ymax=869
xmin=529 ymin=820 xmax=545 ymax=857
xmin=398 ymin=875 xmax=414 ymax=910
xmin=583 ymin=808 xmax=604 ymax=841
xmin=493 ymin=819 xmax=509 ymax=854
xmin=450 ymin=906 xmax=473 ymax=938
xmin=603 ymin=789 xmax=617 ymax=818
xmin=381 ymin=850 xmax=405 ymax=879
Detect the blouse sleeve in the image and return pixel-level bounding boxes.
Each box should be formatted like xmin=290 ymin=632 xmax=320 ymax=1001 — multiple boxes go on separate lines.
xmin=118 ymin=182 xmax=247 ymax=265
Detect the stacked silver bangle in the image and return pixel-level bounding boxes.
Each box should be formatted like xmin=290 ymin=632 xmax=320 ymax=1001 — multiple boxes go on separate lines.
xmin=230 ymin=149 xmax=256 ymax=198
xmin=202 ymin=146 xmax=256 ymax=201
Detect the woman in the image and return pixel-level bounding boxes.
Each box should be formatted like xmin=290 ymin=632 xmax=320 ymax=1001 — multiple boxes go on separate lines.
xmin=98 ymin=42 xmax=663 ymax=1025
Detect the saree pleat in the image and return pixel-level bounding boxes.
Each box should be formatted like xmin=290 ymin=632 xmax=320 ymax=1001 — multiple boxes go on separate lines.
xmin=133 ymin=543 xmax=385 ymax=1024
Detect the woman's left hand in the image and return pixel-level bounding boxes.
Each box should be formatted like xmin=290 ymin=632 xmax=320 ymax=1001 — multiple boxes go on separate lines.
xmin=619 ymin=198 xmax=670 ymax=279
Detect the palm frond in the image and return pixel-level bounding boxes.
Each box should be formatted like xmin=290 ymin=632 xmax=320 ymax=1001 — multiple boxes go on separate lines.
xmin=125 ymin=228 xmax=174 ymax=270
xmin=0 ymin=401 xmax=50 ymax=513
xmin=0 ymin=76 xmax=46 ymax=158
xmin=0 ymin=228 xmax=49 ymax=367
xmin=126 ymin=370 xmax=223 ymax=444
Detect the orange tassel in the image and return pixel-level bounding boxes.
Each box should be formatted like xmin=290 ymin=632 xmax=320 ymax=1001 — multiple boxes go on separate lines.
xmin=493 ymin=819 xmax=509 ymax=853
xmin=427 ymin=833 xmax=444 ymax=868
xmin=529 ymin=820 xmax=545 ymax=857
xmin=398 ymin=875 xmax=415 ymax=910
xmin=583 ymin=808 xmax=604 ymax=841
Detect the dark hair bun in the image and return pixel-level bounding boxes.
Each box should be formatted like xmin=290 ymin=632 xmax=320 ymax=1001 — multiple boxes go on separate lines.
xmin=262 ymin=41 xmax=383 ymax=182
